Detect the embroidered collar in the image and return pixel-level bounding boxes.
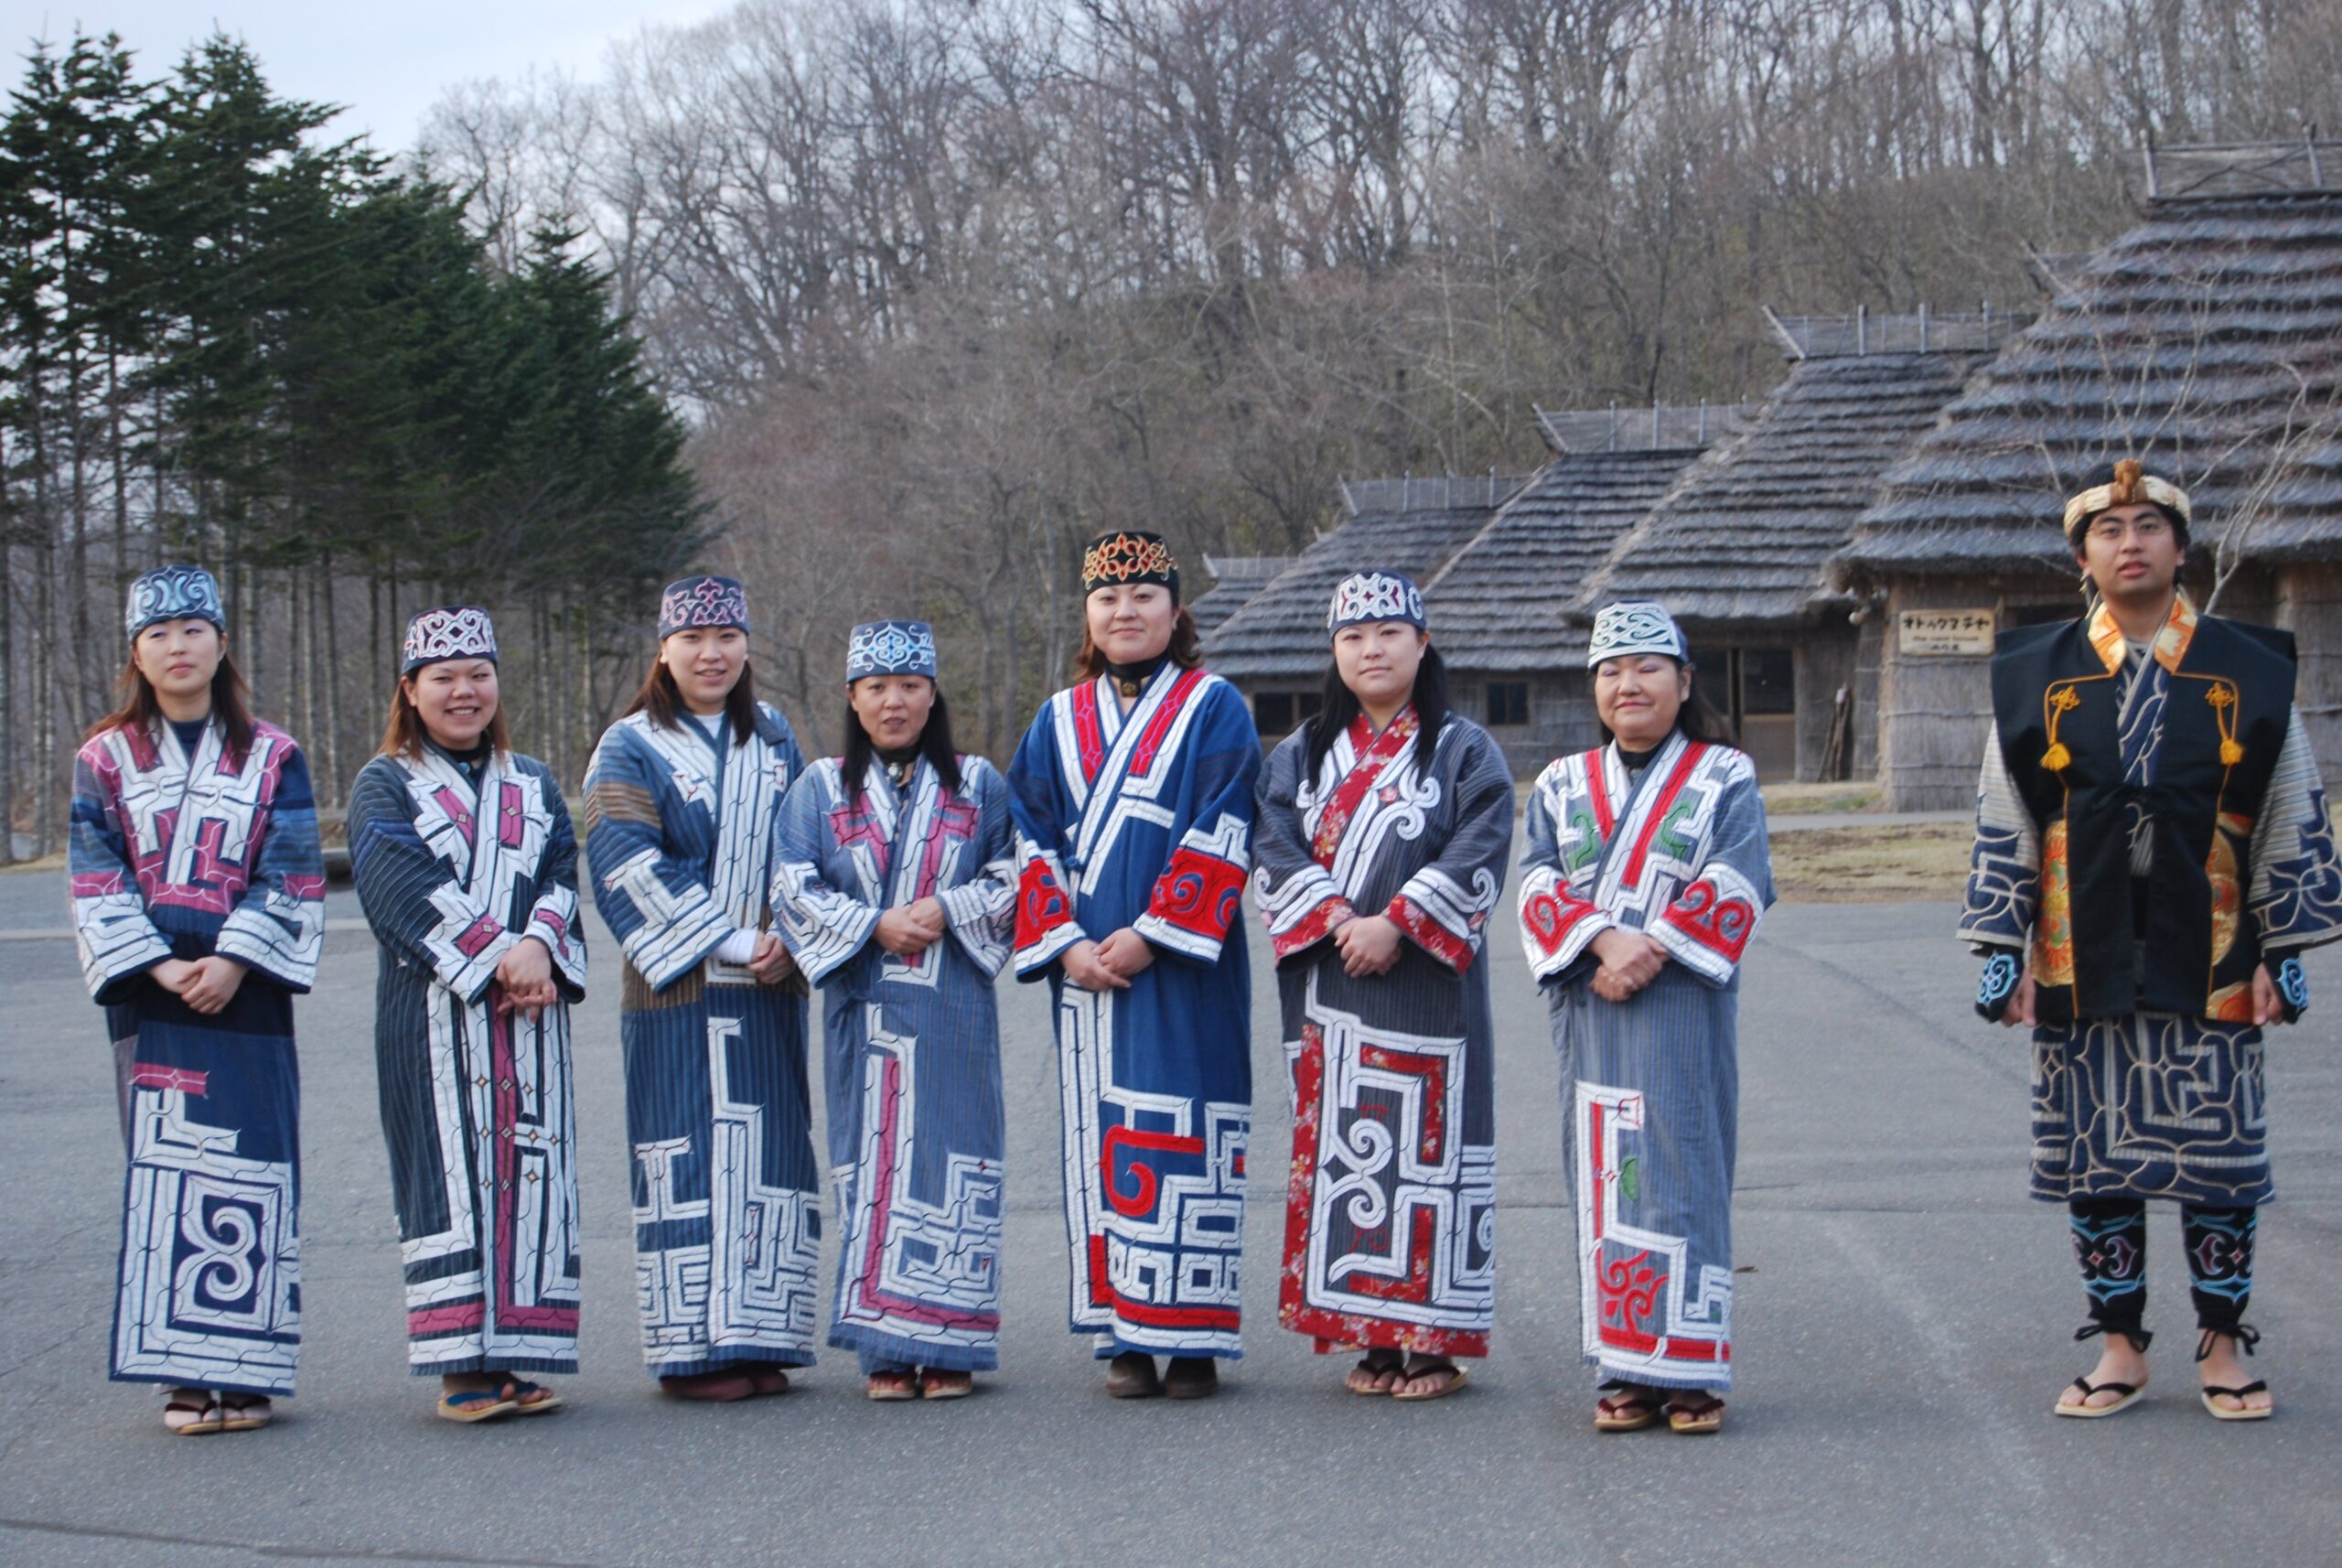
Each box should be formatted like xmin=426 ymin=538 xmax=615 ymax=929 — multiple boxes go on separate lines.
xmin=2087 ymin=592 xmax=2197 ymax=677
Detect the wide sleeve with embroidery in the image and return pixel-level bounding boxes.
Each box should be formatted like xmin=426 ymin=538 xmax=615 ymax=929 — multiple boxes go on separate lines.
xmin=67 ymin=736 xmax=174 ymax=1003
xmin=348 ymin=757 xmax=518 ymax=1004
xmin=525 ymin=774 xmax=588 ymax=1000
xmin=1006 ymin=702 xmax=1087 ymax=981
xmin=211 ymin=735 xmax=327 ymax=993
xmin=1251 ymin=728 xmax=1354 ymax=967
xmin=1133 ymin=682 xmax=1260 ymax=965
xmin=582 ymin=723 xmax=732 ymax=990
xmin=936 ymin=759 xmax=1017 ymax=981
xmin=1385 ymin=725 xmax=1514 ymax=976
xmin=1517 ymin=758 xmax=1616 ymax=985
xmin=1958 ymin=725 xmax=2040 ymax=954
xmin=2248 ymin=710 xmax=2342 ymax=956
xmin=770 ymin=762 xmax=885 ymax=986
xmin=1644 ymin=749 xmax=1774 ymax=987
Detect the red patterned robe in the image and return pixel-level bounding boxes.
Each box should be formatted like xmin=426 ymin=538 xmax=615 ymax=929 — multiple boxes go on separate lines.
xmin=1253 ymin=707 xmax=1514 ymax=1358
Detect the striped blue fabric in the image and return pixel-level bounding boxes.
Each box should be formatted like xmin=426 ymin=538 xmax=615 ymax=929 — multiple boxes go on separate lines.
xmin=774 ymin=753 xmax=1016 ymax=1373
xmin=584 ymin=703 xmax=821 ymax=1378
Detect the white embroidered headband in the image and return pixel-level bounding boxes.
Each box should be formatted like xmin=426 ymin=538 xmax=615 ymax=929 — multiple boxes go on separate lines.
xmin=1327 ymin=570 xmax=1426 ymax=636
xmin=1585 ymin=600 xmax=1687 ymax=668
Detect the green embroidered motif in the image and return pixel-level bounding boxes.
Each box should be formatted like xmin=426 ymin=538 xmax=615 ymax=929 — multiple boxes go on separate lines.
xmin=1654 ymin=801 xmax=1696 ymax=864
xmin=1620 ymin=1156 xmax=1640 ymax=1203
xmin=1565 ymin=808 xmax=1602 ymax=871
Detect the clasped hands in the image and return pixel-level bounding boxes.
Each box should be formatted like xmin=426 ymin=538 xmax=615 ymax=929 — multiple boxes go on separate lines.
xmin=1062 ymin=928 xmax=1155 ymax=991
xmin=1588 ymin=927 xmax=1668 ymax=1003
xmin=152 ymin=955 xmax=247 ymax=1015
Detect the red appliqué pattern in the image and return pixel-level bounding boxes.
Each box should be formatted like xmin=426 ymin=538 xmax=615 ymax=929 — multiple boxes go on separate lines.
xmin=1660 ymin=878 xmax=1754 ymax=964
xmin=1310 ymin=710 xmax=1417 ymax=866
xmin=1146 ymin=846 xmax=1245 ymax=941
xmin=1521 ymin=886 xmax=1602 ymax=958
xmin=1387 ymin=893 xmax=1474 ymax=974
xmin=1015 ymin=858 xmax=1075 ymax=950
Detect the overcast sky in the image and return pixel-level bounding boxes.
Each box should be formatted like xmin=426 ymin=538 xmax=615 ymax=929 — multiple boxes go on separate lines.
xmin=8 ymin=2 xmax=735 ymax=149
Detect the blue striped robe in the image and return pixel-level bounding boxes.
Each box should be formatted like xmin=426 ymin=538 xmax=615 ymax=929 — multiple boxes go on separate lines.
xmin=349 ymin=745 xmax=588 ymax=1375
xmin=1520 ymin=731 xmax=1772 ymax=1391
xmin=773 ymin=753 xmax=1015 ymax=1373
xmin=1006 ymin=664 xmax=1260 ymax=1359
xmin=584 ymin=704 xmax=818 ymax=1377
xmin=71 ymin=716 xmax=323 ymax=1396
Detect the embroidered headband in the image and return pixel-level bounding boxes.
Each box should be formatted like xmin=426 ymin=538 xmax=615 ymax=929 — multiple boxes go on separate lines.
xmin=125 ymin=565 xmax=225 ymax=640
xmin=847 ymin=619 xmax=939 ymax=682
xmin=402 ymin=607 xmax=499 ymax=673
xmin=1585 ymin=600 xmax=1688 ymax=668
xmin=1081 ymin=531 xmax=1179 ymax=601
xmin=2064 ymin=458 xmax=2192 ymax=543
xmin=659 ymin=575 xmax=751 ymax=639
xmin=1327 ymin=570 xmax=1427 ymax=636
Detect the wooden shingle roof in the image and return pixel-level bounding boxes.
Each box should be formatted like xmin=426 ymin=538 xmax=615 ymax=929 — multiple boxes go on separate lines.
xmin=1578 ymin=339 xmax=2004 ymax=625
xmin=1835 ymin=142 xmax=2342 ymax=584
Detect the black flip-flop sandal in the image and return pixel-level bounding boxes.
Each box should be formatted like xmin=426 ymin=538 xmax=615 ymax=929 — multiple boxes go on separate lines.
xmin=2054 ymin=1376 xmax=2145 ymax=1418
xmin=1348 ymin=1352 xmax=1404 ymax=1396
xmin=2200 ymin=1380 xmax=2271 ymax=1421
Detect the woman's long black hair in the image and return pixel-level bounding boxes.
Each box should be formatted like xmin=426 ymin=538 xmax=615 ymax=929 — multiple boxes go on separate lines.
xmin=841 ymin=684 xmax=964 ymax=796
xmin=1592 ymin=654 xmax=1736 ymax=747
xmin=1304 ymin=641 xmax=1451 ymax=782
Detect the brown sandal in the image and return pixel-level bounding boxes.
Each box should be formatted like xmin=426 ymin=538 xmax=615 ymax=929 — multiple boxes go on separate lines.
xmin=1666 ymin=1392 xmax=1725 ymax=1434
xmin=164 ymin=1390 xmax=225 ymax=1435
xmin=1595 ymin=1381 xmax=1665 ymax=1433
xmin=865 ymin=1369 xmax=920 ymax=1402
xmin=1390 ymin=1359 xmax=1467 ymax=1402
xmin=920 ymin=1369 xmax=973 ymax=1401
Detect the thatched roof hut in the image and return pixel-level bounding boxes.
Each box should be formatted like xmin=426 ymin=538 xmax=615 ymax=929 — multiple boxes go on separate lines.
xmin=1204 ymin=474 xmax=1529 ymax=685
xmin=1566 ymin=311 xmax=2022 ymax=779
xmin=1831 ymin=138 xmax=2342 ymax=806
xmin=1423 ymin=406 xmax=1735 ymax=673
xmin=1580 ymin=317 xmax=2017 ymax=624
xmin=1189 ymin=554 xmax=1293 ymax=635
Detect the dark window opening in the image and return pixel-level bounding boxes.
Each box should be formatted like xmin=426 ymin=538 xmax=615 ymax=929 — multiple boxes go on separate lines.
xmin=1737 ymin=648 xmax=1794 ymax=715
xmin=1252 ymin=690 xmax=1322 ymax=736
xmin=1486 ymin=681 xmax=1530 ymax=726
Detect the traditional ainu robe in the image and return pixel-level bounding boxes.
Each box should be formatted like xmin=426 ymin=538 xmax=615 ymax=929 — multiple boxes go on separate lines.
xmin=1963 ymin=594 xmax=2342 ymax=1205
xmin=1520 ymin=731 xmax=1772 ymax=1391
xmin=772 ymin=753 xmax=1015 ymax=1373
xmin=1006 ymin=663 xmax=1260 ymax=1359
xmin=72 ymin=716 xmax=324 ymax=1395
xmin=1253 ymin=708 xmax=1513 ymax=1359
xmin=349 ymin=744 xmax=587 ymax=1376
xmin=584 ymin=704 xmax=820 ymax=1377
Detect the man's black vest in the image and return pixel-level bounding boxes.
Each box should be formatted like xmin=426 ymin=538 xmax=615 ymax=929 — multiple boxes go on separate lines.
xmin=1990 ymin=609 xmax=2295 ymax=1025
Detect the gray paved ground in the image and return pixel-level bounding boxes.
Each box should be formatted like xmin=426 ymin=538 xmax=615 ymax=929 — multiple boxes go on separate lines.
xmin=1 ymin=859 xmax=2337 ymax=1568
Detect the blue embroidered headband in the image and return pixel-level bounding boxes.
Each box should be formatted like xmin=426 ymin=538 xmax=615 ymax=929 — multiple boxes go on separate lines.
xmin=847 ymin=620 xmax=939 ymax=682
xmin=1585 ymin=600 xmax=1688 ymax=668
xmin=403 ymin=607 xmax=499 ymax=673
xmin=1327 ymin=570 xmax=1426 ymax=636
xmin=125 ymin=565 xmax=225 ymax=640
xmin=660 ymin=575 xmax=751 ymax=639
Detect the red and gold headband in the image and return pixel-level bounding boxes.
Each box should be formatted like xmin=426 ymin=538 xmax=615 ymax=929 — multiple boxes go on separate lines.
xmin=1081 ymin=531 xmax=1180 ymax=599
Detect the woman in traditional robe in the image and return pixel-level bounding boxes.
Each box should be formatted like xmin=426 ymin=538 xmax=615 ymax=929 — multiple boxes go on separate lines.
xmin=349 ymin=606 xmax=586 ymax=1423
xmin=1519 ymin=600 xmax=1773 ymax=1435
xmin=1006 ymin=531 xmax=1260 ymax=1400
xmin=583 ymin=575 xmax=811 ymax=1402
xmin=772 ymin=620 xmax=1016 ymax=1401
xmin=1253 ymin=571 xmax=1514 ymax=1401
xmin=71 ymin=565 xmax=324 ymax=1434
